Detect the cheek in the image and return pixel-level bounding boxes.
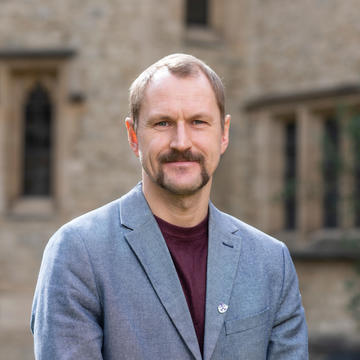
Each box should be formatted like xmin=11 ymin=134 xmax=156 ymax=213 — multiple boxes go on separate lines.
xmin=137 ymin=141 xmax=161 ymax=168
xmin=204 ymin=139 xmax=222 ymax=159
xmin=205 ymin=145 xmax=222 ymax=171
xmin=138 ymin=150 xmax=146 ymax=165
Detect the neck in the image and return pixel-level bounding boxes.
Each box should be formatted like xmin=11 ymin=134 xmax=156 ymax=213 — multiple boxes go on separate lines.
xmin=142 ymin=174 xmax=211 ymax=227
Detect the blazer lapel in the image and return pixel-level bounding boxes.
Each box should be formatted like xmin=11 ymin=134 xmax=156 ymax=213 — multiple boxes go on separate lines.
xmin=203 ymin=204 xmax=242 ymax=360
xmin=119 ymin=184 xmax=202 ymax=360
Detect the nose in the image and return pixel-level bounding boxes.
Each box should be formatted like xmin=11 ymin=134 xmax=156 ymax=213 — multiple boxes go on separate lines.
xmin=170 ymin=121 xmax=192 ymax=151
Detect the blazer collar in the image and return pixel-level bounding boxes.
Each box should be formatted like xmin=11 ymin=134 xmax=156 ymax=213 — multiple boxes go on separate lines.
xmin=119 ymin=183 xmax=243 ymax=360
xmin=119 ymin=182 xmax=240 ymax=234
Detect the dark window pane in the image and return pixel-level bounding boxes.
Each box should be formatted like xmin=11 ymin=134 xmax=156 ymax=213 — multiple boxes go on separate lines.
xmin=284 ymin=122 xmax=297 ymax=229
xmin=186 ymin=0 xmax=208 ymax=25
xmin=350 ymin=116 xmax=360 ymax=226
xmin=323 ymin=117 xmax=339 ymax=228
xmin=23 ymin=82 xmax=52 ymax=196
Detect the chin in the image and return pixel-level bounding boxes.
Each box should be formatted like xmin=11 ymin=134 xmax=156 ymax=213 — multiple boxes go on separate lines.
xmin=160 ymin=179 xmax=208 ymax=196
xmin=163 ymin=186 xmax=202 ymax=196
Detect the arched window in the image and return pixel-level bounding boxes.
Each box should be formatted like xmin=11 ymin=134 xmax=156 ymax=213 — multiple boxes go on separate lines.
xmin=23 ymin=82 xmax=52 ymax=196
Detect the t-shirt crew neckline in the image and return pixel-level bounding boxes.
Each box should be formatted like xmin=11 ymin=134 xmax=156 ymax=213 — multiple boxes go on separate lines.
xmin=153 ymin=213 xmax=209 ymax=240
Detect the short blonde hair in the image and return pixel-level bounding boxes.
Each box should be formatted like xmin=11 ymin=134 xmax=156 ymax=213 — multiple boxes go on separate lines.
xmin=129 ymin=53 xmax=225 ymax=130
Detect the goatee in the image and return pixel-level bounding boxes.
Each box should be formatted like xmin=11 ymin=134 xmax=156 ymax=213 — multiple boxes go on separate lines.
xmin=155 ymin=149 xmax=210 ymax=195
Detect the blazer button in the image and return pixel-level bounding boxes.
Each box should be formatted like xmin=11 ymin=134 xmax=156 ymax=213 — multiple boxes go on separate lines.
xmin=217 ymin=303 xmax=228 ymax=314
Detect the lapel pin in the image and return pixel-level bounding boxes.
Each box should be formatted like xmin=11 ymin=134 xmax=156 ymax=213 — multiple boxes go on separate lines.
xmin=218 ymin=303 xmax=228 ymax=314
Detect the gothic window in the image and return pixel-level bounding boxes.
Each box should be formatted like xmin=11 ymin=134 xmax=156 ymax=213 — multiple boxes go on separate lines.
xmin=23 ymin=83 xmax=52 ymax=196
xmin=0 ymin=49 xmax=76 ymax=217
xmin=186 ymin=0 xmax=208 ymax=26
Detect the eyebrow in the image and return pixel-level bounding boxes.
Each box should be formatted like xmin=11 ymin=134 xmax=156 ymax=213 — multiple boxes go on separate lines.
xmin=147 ymin=112 xmax=213 ymax=122
xmin=188 ymin=113 xmax=213 ymax=121
xmin=146 ymin=114 xmax=174 ymax=124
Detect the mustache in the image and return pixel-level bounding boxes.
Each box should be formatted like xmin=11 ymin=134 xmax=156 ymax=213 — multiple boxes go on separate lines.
xmin=158 ymin=149 xmax=204 ymax=164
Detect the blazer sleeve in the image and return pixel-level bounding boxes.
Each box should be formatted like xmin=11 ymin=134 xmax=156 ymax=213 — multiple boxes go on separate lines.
xmin=31 ymin=226 xmax=103 ymax=360
xmin=267 ymin=245 xmax=308 ymax=359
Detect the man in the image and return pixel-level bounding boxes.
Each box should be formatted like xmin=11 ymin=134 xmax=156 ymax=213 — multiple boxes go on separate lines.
xmin=31 ymin=53 xmax=308 ymax=359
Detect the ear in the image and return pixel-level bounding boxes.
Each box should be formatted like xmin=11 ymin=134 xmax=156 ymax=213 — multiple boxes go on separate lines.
xmin=220 ymin=114 xmax=231 ymax=155
xmin=125 ymin=117 xmax=139 ymax=157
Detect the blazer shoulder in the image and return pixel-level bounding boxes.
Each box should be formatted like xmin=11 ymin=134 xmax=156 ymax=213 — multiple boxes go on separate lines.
xmin=62 ymin=198 xmax=121 ymax=235
xmin=46 ymin=197 xmax=123 ymax=255
xmin=47 ymin=183 xmax=146 ymax=253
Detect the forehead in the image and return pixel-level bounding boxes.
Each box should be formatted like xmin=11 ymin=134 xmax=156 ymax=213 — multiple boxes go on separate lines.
xmin=139 ymin=69 xmax=219 ymax=118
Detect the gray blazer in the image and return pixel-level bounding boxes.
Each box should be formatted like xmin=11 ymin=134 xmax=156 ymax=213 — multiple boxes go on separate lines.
xmin=31 ymin=183 xmax=308 ymax=359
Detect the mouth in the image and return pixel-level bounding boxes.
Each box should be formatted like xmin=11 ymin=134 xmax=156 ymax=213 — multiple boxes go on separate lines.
xmin=163 ymin=160 xmax=199 ymax=167
xmin=159 ymin=150 xmax=203 ymax=165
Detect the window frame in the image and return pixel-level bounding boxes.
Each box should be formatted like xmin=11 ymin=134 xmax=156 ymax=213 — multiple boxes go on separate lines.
xmin=0 ymin=50 xmax=76 ymax=219
xmin=245 ymin=86 xmax=360 ymax=250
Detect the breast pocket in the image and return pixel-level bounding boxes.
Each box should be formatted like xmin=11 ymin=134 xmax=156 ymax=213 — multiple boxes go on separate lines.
xmin=225 ymin=307 xmax=269 ymax=335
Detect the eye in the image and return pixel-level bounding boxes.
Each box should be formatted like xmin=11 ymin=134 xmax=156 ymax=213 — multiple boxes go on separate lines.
xmin=192 ymin=119 xmax=207 ymax=126
xmin=155 ymin=120 xmax=169 ymax=127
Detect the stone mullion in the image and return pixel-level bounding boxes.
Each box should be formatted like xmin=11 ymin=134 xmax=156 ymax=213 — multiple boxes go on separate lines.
xmin=253 ymin=110 xmax=275 ymax=232
xmin=0 ymin=64 xmax=8 ymax=215
xmin=55 ymin=62 xmax=79 ymax=215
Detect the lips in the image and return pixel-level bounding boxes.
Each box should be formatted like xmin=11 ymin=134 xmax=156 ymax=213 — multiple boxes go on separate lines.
xmin=164 ymin=161 xmax=199 ymax=168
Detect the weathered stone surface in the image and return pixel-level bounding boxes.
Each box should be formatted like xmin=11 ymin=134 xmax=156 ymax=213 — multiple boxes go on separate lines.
xmin=1 ymin=1 xmax=360 ymax=358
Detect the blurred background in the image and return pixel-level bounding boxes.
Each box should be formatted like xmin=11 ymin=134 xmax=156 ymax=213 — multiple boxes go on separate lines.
xmin=1 ymin=0 xmax=360 ymax=359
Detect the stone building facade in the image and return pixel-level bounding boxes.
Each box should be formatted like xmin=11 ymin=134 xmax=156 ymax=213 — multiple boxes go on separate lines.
xmin=1 ymin=0 xmax=360 ymax=358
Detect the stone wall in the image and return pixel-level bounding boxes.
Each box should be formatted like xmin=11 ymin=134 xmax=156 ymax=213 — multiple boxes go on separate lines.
xmin=1 ymin=0 xmax=360 ymax=358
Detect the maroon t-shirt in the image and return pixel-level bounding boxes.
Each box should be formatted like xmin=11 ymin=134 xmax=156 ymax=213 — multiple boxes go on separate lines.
xmin=154 ymin=214 xmax=209 ymax=354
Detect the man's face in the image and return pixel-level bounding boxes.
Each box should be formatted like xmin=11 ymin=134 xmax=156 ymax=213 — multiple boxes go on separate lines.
xmin=126 ymin=69 xmax=230 ymax=196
